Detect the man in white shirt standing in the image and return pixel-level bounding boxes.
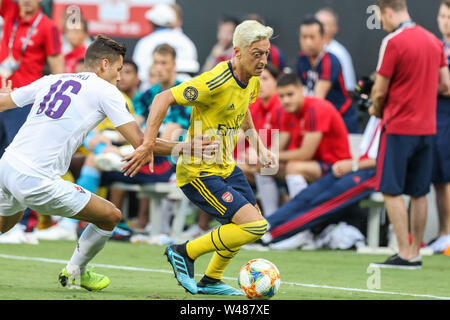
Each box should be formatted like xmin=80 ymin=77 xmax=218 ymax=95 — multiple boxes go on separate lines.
xmin=315 ymin=8 xmax=357 ymax=93
xmin=132 ymin=3 xmax=199 ymax=91
xmin=0 ymin=35 xmax=214 ymax=292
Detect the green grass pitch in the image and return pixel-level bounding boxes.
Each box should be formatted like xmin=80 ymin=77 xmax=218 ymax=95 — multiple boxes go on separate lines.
xmin=0 ymin=240 xmax=449 ymax=300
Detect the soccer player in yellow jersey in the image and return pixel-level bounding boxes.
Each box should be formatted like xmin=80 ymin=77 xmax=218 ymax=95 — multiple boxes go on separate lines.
xmin=123 ymin=20 xmax=277 ymax=295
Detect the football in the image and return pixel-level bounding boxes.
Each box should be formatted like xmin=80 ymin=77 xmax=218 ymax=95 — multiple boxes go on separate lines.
xmin=238 ymin=258 xmax=281 ymax=299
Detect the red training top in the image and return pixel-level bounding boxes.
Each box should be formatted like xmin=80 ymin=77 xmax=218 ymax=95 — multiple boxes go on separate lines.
xmin=249 ymin=92 xmax=284 ymax=148
xmin=0 ymin=0 xmax=62 ymax=88
xmin=64 ymin=45 xmax=86 ymax=74
xmin=280 ymin=96 xmax=352 ymax=164
xmin=376 ymin=23 xmax=446 ymax=135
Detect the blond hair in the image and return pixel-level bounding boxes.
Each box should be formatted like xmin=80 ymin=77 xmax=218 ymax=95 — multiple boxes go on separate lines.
xmin=232 ymin=20 xmax=273 ymax=49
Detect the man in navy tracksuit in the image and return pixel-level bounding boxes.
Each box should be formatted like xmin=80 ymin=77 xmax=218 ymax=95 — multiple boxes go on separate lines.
xmin=427 ymin=0 xmax=450 ymax=253
xmin=262 ymin=117 xmax=381 ymax=245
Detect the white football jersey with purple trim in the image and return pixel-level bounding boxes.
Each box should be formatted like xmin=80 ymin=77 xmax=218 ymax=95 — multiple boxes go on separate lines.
xmin=4 ymin=72 xmax=134 ymax=178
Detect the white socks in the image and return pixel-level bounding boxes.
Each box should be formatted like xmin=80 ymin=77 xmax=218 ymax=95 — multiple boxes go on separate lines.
xmin=285 ymin=174 xmax=308 ymax=199
xmin=68 ymin=223 xmax=112 ymax=273
xmin=254 ymin=173 xmax=279 ymax=217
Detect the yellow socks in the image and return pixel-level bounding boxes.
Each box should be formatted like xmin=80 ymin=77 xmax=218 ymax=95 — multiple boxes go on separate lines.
xmin=204 ymin=246 xmax=241 ymax=280
xmin=186 ymin=219 xmax=267 ymax=260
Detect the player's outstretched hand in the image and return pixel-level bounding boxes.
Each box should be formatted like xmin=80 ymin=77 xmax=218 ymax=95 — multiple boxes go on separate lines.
xmin=192 ymin=134 xmax=220 ymax=160
xmin=259 ymin=147 xmax=278 ymax=169
xmin=121 ymin=144 xmax=154 ymax=178
xmin=171 ymin=134 xmax=221 ymax=161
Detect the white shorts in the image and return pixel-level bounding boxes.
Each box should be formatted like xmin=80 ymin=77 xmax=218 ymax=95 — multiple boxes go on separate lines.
xmin=0 ymin=158 xmax=91 ymax=217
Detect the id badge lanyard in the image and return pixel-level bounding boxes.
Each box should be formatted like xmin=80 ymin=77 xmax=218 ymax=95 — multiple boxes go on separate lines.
xmin=7 ymin=12 xmax=43 ymax=66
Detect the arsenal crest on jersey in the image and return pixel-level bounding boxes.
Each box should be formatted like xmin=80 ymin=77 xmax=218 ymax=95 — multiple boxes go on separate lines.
xmin=221 ymin=191 xmax=233 ymax=203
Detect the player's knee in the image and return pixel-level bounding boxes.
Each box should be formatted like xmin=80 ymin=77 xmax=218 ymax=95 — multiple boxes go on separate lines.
xmin=110 ymin=206 xmax=122 ymax=226
xmin=103 ymin=205 xmax=122 ymax=230
xmin=240 ymin=217 xmax=268 ymax=241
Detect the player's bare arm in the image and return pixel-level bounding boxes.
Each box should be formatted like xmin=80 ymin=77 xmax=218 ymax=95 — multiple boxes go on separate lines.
xmin=120 ymin=89 xmax=175 ymax=176
xmin=278 ymin=131 xmax=322 ymax=162
xmin=279 ymin=132 xmax=291 ymax=151
xmin=47 ymin=54 xmax=65 ymax=74
xmin=332 ymin=158 xmax=377 ymax=178
xmin=121 ymin=133 xmax=219 ymax=177
xmin=241 ymin=109 xmax=277 ymax=168
xmin=314 ymin=80 xmax=332 ymax=98
xmin=369 ymin=74 xmax=390 ymax=118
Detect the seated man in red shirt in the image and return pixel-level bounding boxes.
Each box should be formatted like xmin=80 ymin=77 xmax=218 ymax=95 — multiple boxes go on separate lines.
xmin=277 ymin=73 xmax=352 ymax=199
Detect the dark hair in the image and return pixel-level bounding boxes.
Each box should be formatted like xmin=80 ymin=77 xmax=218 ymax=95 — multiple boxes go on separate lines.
xmin=152 ymin=43 xmax=176 ymax=59
xmin=220 ymin=15 xmax=240 ymax=26
xmin=300 ymin=15 xmax=325 ymax=36
xmin=442 ymin=0 xmax=450 ymax=8
xmin=376 ymin=0 xmax=407 ymax=12
xmin=264 ymin=62 xmax=281 ymax=80
xmin=123 ymin=59 xmax=139 ymax=74
xmin=244 ymin=13 xmax=265 ymax=25
xmin=84 ymin=35 xmax=126 ymax=68
xmin=277 ymin=73 xmax=302 ymax=87
xmin=76 ymin=58 xmax=84 ymax=65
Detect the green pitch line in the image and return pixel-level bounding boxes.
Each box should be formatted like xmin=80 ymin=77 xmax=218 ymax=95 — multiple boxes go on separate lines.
xmin=0 ymin=253 xmax=449 ymax=300
xmin=0 ymin=241 xmax=449 ymax=300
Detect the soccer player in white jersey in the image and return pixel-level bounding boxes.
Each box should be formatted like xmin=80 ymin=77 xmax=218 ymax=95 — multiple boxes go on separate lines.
xmin=0 ymin=35 xmax=215 ymax=291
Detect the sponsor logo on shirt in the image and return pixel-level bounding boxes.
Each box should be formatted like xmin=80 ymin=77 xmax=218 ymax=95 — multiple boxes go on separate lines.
xmin=74 ymin=185 xmax=86 ymax=194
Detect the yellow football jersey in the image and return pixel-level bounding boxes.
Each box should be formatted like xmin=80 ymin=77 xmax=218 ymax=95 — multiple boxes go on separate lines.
xmin=170 ymin=60 xmax=260 ymax=187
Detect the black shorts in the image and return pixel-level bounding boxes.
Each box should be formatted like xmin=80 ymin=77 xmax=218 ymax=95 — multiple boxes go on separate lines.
xmin=432 ymin=102 xmax=450 ymax=184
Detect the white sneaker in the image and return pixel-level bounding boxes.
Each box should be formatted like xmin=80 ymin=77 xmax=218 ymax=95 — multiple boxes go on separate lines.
xmin=21 ymin=232 xmax=39 ymax=245
xmin=268 ymin=230 xmax=314 ymax=250
xmin=94 ymin=152 xmax=123 ymax=172
xmin=178 ymin=224 xmax=209 ymax=241
xmin=260 ymin=232 xmax=273 ymax=244
xmin=34 ymin=225 xmax=77 ymax=241
xmin=427 ymin=235 xmax=450 ymax=253
xmin=0 ymin=225 xmax=28 ymax=244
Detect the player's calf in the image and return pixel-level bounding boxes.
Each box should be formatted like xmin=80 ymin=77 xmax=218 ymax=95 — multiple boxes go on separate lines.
xmin=73 ymin=194 xmax=122 ymax=231
xmin=0 ymin=211 xmax=24 ymax=234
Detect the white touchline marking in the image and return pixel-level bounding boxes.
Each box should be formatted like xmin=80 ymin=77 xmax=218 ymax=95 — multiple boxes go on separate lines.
xmin=0 ymin=253 xmax=449 ymax=300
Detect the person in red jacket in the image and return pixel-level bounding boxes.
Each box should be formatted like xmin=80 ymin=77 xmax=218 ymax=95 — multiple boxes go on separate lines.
xmin=0 ymin=0 xmax=63 ymax=157
xmin=277 ymin=73 xmax=352 ymax=199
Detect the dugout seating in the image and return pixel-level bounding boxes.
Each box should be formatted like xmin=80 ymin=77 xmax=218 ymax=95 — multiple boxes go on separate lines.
xmin=348 ymin=134 xmax=385 ymax=248
xmin=110 ymin=182 xmax=194 ymax=241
